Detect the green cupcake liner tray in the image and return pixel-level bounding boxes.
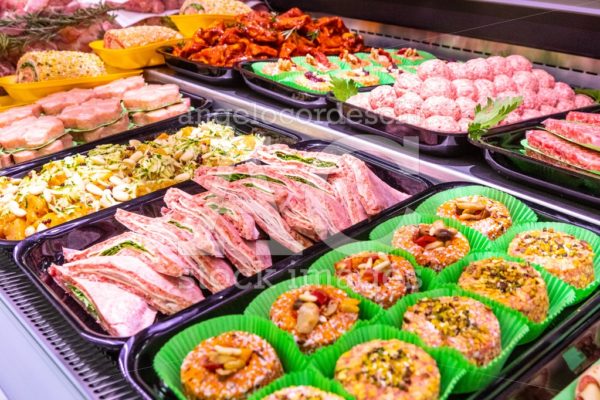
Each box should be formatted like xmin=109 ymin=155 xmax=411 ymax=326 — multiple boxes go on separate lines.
xmin=118 ymin=182 xmax=600 ymax=400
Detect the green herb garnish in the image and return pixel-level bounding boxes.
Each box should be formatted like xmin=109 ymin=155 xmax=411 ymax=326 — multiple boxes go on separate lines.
xmin=468 ymin=96 xmax=523 ymax=140
xmin=217 ymin=173 xmax=284 ymax=185
xmin=332 ymin=76 xmax=359 ymax=102
xmin=66 ymin=284 xmax=99 ymax=320
xmin=574 ymin=88 xmax=600 ymax=104
xmin=275 ymin=151 xmax=337 ymax=168
xmin=168 ymin=220 xmax=193 ymax=233
xmin=99 ymin=240 xmax=150 ymax=256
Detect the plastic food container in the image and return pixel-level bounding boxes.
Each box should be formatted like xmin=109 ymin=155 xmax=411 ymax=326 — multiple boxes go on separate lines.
xmin=169 ymin=14 xmax=237 ymax=37
xmin=0 ymin=95 xmax=27 ymax=112
xmin=89 ymin=39 xmax=184 ymax=70
xmin=0 ymin=68 xmax=143 ymax=102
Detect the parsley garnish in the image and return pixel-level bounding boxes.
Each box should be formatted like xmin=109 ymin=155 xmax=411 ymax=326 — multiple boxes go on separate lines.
xmin=331 ymin=76 xmax=359 ymax=102
xmin=468 ymin=96 xmax=522 ymax=140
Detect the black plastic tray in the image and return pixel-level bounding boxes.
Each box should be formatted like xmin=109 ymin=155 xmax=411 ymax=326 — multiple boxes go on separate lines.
xmin=158 ymin=46 xmax=240 ymax=85
xmin=237 ymin=60 xmax=332 ymax=110
xmin=470 ymin=108 xmax=600 ymax=208
xmin=329 ymin=89 xmax=600 ymax=157
xmin=0 ymin=91 xmax=212 ymax=177
xmin=117 ymin=181 xmax=600 ymax=400
xmin=12 ymin=138 xmax=431 ymax=349
xmin=0 ymin=111 xmax=301 ymax=248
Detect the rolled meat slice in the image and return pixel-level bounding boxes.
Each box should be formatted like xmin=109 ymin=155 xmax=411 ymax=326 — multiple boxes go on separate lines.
xmin=543 ymin=118 xmax=600 ymax=148
xmin=49 ymin=255 xmax=204 ymax=315
xmin=566 ymin=111 xmax=600 ymax=126
xmin=526 ymin=130 xmax=600 ymax=172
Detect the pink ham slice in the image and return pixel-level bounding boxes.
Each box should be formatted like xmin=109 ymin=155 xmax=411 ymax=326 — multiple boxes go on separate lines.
xmin=566 ymin=111 xmax=600 ymax=126
xmin=59 ymin=97 xmax=123 ymax=130
xmin=328 ymin=173 xmax=369 ymax=225
xmin=0 ymin=104 xmax=42 ymax=128
xmin=62 ymin=231 xmax=188 ymax=277
xmin=164 ymin=188 xmax=272 ymax=277
xmin=36 ymin=88 xmax=95 ymax=115
xmin=11 ymin=135 xmax=73 ymax=165
xmin=115 ymin=208 xmax=222 ymax=258
xmin=123 ymin=84 xmax=181 ymax=111
xmin=255 ymin=144 xmax=342 ymax=175
xmin=543 ymin=118 xmax=600 ymax=148
xmin=48 ymin=268 xmax=156 ymax=337
xmin=50 ymin=255 xmax=203 ymax=315
xmin=526 ymin=130 xmax=600 ymax=172
xmin=196 ymin=173 xmax=310 ymax=253
xmin=338 ymin=154 xmax=409 ymax=215
xmin=93 ymin=76 xmax=145 ymax=100
xmin=0 ymin=116 xmax=66 ymax=155
xmin=131 ymin=98 xmax=191 ymax=126
xmin=195 ymin=192 xmax=260 ymax=241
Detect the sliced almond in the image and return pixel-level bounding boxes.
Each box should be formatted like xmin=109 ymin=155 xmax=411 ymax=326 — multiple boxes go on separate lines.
xmin=429 ymin=220 xmax=446 ymax=236
xmin=457 ymin=201 xmax=486 ymax=211
xmin=373 ymin=260 xmax=390 ymax=272
xmin=296 ymin=302 xmax=320 ymax=334
xmin=216 ymin=368 xmax=235 ymax=376
xmin=214 ymin=345 xmax=242 ymax=356
xmin=298 ymin=292 xmax=318 ymax=303
xmin=424 ymin=240 xmax=444 ymax=250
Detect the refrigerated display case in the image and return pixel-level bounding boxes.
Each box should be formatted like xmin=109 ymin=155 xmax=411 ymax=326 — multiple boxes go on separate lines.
xmin=0 ymin=1 xmax=599 ymax=399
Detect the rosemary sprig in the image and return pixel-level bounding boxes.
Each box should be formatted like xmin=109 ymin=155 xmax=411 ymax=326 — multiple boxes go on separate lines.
xmin=0 ymin=3 xmax=114 ymax=57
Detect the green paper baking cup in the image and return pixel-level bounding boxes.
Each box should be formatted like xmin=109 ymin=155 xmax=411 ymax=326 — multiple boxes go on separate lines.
xmin=493 ymin=222 xmax=600 ymax=303
xmin=277 ymin=72 xmax=333 ymax=95
xmin=328 ymin=68 xmax=395 ymax=87
xmin=248 ymin=370 xmax=355 ymax=400
xmin=415 ymin=185 xmax=538 ymax=240
xmin=291 ymin=56 xmax=351 ymax=72
xmin=432 ymin=251 xmax=576 ymax=344
xmin=153 ymin=315 xmax=308 ymax=400
xmin=250 ymin=62 xmax=307 ymax=82
xmin=308 ymin=240 xmax=436 ymax=297
xmin=376 ymin=286 xmax=529 ymax=393
xmin=369 ymin=212 xmax=492 ymax=271
xmin=396 ymin=49 xmax=437 ymax=66
xmin=310 ymin=324 xmax=465 ymax=400
xmin=245 ymin=273 xmax=382 ymax=323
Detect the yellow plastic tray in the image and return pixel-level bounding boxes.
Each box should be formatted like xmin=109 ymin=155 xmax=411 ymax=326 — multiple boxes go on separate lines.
xmin=0 ymin=68 xmax=143 ymax=102
xmin=170 ymin=14 xmax=237 ymax=37
xmin=0 ymin=96 xmax=27 ymax=112
xmin=90 ymin=38 xmax=184 ymax=70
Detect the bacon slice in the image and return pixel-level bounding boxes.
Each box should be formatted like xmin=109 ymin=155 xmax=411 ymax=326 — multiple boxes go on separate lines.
xmin=62 ymin=231 xmax=187 ymax=277
xmin=566 ymin=111 xmax=600 ymax=126
xmin=543 ymin=118 xmax=600 ymax=148
xmin=50 ymin=256 xmax=203 ymax=315
xmin=526 ymin=130 xmax=600 ymax=172
xmin=48 ymin=269 xmax=156 ymax=337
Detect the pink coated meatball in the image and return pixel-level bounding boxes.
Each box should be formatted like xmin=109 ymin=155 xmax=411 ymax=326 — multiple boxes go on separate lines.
xmin=393 ymin=73 xmax=423 ymax=96
xmin=394 ymin=92 xmax=424 ymax=116
xmin=531 ymin=69 xmax=555 ymax=89
xmin=540 ymin=105 xmax=558 ymax=115
xmin=506 ymin=55 xmax=533 ymax=72
xmin=517 ymin=90 xmax=540 ymax=112
xmin=486 ymin=56 xmax=511 ymax=76
xmin=512 ymin=71 xmax=539 ymax=93
xmin=423 ymin=115 xmax=460 ymax=132
xmin=396 ymin=114 xmax=423 ymax=126
xmin=458 ymin=117 xmax=473 ymax=132
xmin=421 ymin=96 xmax=461 ymax=120
xmin=465 ymin=58 xmax=492 ymax=80
xmin=452 ymin=79 xmax=478 ymax=100
xmin=556 ymin=100 xmax=575 ymax=112
xmin=553 ymin=82 xmax=575 ymax=102
xmin=493 ymin=75 xmax=517 ymax=93
xmin=417 ymin=59 xmax=452 ymax=80
xmin=446 ymin=62 xmax=468 ymax=79
xmin=499 ymin=110 xmax=522 ymax=126
xmin=376 ymin=106 xmax=396 ymax=119
xmin=574 ymin=94 xmax=595 ymax=108
xmin=497 ymin=90 xmax=520 ymax=100
xmin=346 ymin=93 xmax=371 ymax=109
xmin=521 ymin=109 xmax=543 ymax=120
xmin=455 ymin=97 xmax=477 ymax=119
xmin=474 ymin=79 xmax=496 ymax=102
xmin=420 ymin=77 xmax=456 ymax=99
xmin=369 ymin=85 xmax=396 ymax=109
xmin=537 ymin=87 xmax=558 ymax=107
